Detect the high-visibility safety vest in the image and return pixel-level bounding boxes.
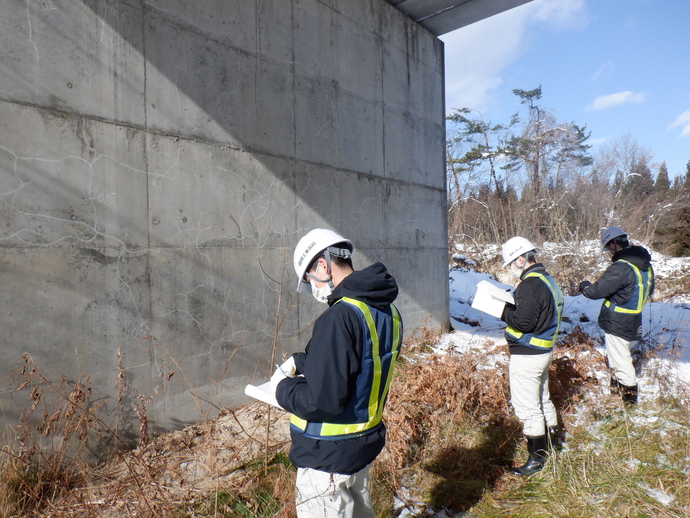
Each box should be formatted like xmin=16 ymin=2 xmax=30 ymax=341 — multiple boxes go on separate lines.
xmin=505 ymin=272 xmax=564 ymax=351
xmin=290 ymin=297 xmax=403 ymax=440
xmin=603 ymin=259 xmax=653 ymax=315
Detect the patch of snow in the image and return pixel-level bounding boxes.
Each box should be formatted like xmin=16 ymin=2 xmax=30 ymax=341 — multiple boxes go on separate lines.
xmin=445 ymin=243 xmax=690 ymax=391
xmin=640 ymin=483 xmax=675 ymax=506
xmin=397 ymin=243 xmax=690 ymax=515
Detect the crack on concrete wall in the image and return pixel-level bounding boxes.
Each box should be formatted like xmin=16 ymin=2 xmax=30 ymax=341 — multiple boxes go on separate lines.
xmin=0 ymin=0 xmax=449 ymax=437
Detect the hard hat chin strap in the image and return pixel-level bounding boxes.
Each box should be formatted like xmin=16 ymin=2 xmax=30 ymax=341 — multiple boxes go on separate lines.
xmin=323 ymin=249 xmax=335 ymax=290
xmin=306 ymin=247 xmax=350 ymax=290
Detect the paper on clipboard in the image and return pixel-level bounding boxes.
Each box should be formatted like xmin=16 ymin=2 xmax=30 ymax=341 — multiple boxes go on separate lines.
xmin=471 ymin=280 xmax=515 ymax=318
xmin=244 ymin=381 xmax=284 ymax=410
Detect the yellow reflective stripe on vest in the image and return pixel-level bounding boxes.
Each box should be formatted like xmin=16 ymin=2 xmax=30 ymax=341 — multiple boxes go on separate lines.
xmin=290 ymin=299 xmax=401 ymax=438
xmin=291 ymin=415 xmax=307 ymax=430
xmin=505 ymin=329 xmax=554 ymax=349
xmin=603 ymin=260 xmax=651 ymax=314
xmin=375 ymin=304 xmax=401 ymax=425
xmin=535 ymin=274 xmax=563 ymax=347
xmin=505 ymin=272 xmax=562 ymax=350
xmin=319 ymin=298 xmax=382 ymax=436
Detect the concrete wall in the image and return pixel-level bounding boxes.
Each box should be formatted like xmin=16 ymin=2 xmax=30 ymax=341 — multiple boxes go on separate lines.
xmin=0 ymin=0 xmax=448 ymax=443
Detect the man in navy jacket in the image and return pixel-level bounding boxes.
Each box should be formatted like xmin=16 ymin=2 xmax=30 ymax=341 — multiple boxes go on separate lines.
xmin=273 ymin=228 xmax=403 ymax=518
xmin=579 ymin=226 xmax=654 ymax=406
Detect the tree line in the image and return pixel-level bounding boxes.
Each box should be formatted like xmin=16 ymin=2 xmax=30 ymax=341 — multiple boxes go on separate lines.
xmin=446 ymin=86 xmax=690 ymax=256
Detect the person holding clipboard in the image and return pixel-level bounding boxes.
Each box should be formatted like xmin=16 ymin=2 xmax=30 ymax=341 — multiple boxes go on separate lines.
xmin=272 ymin=228 xmax=403 ymax=518
xmin=500 ymin=236 xmax=564 ymax=476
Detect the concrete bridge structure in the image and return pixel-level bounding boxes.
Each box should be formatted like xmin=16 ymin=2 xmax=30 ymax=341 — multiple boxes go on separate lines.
xmin=0 ymin=0 xmax=530 ymax=446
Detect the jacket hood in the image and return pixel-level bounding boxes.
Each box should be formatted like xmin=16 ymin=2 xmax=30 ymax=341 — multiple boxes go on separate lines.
xmin=520 ymin=262 xmax=546 ymax=279
xmin=328 ymin=262 xmax=398 ymax=309
xmin=612 ymin=245 xmax=652 ymax=270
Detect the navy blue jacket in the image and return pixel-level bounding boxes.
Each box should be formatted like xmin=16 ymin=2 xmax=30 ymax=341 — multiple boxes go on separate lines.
xmin=502 ymin=263 xmax=559 ymax=355
xmin=581 ymin=245 xmax=654 ymax=341
xmin=276 ymin=262 xmax=400 ymax=474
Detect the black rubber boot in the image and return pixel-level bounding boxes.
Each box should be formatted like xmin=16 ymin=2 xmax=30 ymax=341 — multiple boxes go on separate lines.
xmin=510 ymin=435 xmax=548 ymax=476
xmin=620 ymin=384 xmax=638 ymax=406
xmin=548 ymin=425 xmax=563 ymax=451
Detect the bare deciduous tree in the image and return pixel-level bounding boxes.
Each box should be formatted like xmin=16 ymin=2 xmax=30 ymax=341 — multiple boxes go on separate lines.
xmin=446 ymin=88 xmax=690 ymax=256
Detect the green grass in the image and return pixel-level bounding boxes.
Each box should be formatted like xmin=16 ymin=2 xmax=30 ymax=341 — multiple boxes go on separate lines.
xmin=192 ymin=488 xmax=280 ymax=518
xmin=374 ymin=397 xmax=690 ymax=518
xmin=178 ymin=453 xmax=294 ymax=518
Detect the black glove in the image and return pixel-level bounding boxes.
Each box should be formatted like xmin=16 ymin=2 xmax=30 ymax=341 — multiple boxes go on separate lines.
xmin=578 ymin=280 xmax=592 ymax=294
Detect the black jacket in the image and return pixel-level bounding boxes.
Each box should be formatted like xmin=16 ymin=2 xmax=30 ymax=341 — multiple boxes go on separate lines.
xmin=502 ymin=263 xmax=558 ymax=355
xmin=275 ymin=262 xmax=400 ymax=474
xmin=581 ymin=245 xmax=654 ymax=341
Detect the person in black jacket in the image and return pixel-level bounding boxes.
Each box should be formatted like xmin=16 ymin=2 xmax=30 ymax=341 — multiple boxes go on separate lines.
xmin=273 ymin=228 xmax=403 ymax=518
xmin=500 ymin=236 xmax=564 ymax=476
xmin=579 ymin=226 xmax=654 ymax=406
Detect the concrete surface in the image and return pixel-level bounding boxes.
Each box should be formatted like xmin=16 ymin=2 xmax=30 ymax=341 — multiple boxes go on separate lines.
xmin=0 ymin=0 xmax=448 ymax=445
xmin=387 ymin=0 xmax=534 ymax=36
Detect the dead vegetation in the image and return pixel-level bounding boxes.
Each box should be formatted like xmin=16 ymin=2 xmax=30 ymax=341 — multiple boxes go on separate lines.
xmin=3 ymin=350 xmax=295 ymax=517
xmin=44 ymin=405 xmax=293 ymax=517
xmin=372 ymin=324 xmax=618 ymax=516
xmin=2 ymin=242 xmax=689 ymax=517
xmin=1 ymin=317 xmax=689 ymax=517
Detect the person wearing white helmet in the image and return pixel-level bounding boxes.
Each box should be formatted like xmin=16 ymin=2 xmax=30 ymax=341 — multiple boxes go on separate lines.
xmin=273 ymin=228 xmax=403 ymax=518
xmin=578 ymin=226 xmax=654 ymax=406
xmin=500 ymin=236 xmax=564 ymax=476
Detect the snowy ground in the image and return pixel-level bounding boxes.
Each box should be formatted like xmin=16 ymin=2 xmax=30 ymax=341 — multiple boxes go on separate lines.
xmin=443 ymin=240 xmax=690 ymax=398
xmin=394 ymin=242 xmax=690 ymax=517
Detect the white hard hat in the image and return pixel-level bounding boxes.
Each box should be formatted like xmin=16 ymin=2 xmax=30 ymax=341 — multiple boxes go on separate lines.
xmin=293 ymin=229 xmax=354 ymax=293
xmin=601 ymin=226 xmax=627 ymax=250
xmin=501 ymin=236 xmax=536 ymax=267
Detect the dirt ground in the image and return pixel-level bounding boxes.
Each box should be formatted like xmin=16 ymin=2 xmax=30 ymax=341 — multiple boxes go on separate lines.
xmin=48 ymin=403 xmax=292 ymax=517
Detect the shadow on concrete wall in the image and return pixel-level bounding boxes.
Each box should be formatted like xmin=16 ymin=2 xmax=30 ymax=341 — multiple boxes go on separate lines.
xmin=0 ymin=0 xmax=448 ymax=441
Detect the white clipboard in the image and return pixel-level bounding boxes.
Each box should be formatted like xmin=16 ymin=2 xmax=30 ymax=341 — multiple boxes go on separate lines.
xmin=244 ymin=381 xmax=284 ymax=410
xmin=471 ymin=280 xmax=515 ymax=318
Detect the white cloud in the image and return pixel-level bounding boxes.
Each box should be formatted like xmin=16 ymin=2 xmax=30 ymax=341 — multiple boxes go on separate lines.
xmin=590 ymin=60 xmax=615 ymax=82
xmin=530 ymin=0 xmax=590 ymax=29
xmin=668 ymin=109 xmax=690 ymax=137
xmin=586 ymin=91 xmax=648 ymax=111
xmin=588 ymin=137 xmax=609 ymax=146
xmin=440 ymin=13 xmax=525 ymax=112
xmin=440 ymin=0 xmax=588 ymax=114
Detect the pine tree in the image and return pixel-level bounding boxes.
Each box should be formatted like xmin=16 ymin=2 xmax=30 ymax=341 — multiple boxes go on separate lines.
xmin=683 ymin=159 xmax=690 ymax=193
xmin=623 ymin=158 xmax=654 ymax=201
xmin=505 ymin=86 xmax=592 ymax=196
xmin=654 ymin=162 xmax=671 ymax=194
xmin=446 ymin=107 xmax=515 ymax=200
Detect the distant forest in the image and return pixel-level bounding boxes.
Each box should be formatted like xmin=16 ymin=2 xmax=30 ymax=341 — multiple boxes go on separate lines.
xmin=446 ymin=86 xmax=690 ymax=256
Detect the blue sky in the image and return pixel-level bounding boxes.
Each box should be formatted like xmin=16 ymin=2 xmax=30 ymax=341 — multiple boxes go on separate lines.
xmin=440 ymin=0 xmax=690 ymax=179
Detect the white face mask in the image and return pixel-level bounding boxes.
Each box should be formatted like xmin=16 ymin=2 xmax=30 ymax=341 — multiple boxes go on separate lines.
xmin=510 ymin=260 xmax=523 ymax=279
xmin=311 ymin=281 xmax=332 ymax=303
xmin=308 ymin=262 xmax=333 ymax=303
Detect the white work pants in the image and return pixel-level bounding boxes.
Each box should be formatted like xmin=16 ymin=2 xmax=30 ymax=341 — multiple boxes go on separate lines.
xmin=295 ymin=463 xmax=374 ymax=518
xmin=605 ymin=332 xmax=637 ymax=387
xmin=509 ymin=351 xmax=558 ymax=437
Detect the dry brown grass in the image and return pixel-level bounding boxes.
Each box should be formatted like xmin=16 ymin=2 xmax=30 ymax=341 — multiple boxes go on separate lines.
xmin=1 ymin=347 xmax=296 ymax=518
xmin=371 ymin=324 xmax=625 ymax=516
xmin=44 ymin=404 xmax=294 ymax=517
xmin=376 ymin=349 xmax=518 ymax=515
xmin=2 ymin=321 xmax=689 ymax=517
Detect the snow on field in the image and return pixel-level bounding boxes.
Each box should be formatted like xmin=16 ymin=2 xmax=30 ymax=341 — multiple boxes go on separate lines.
xmin=396 ymin=242 xmax=690 ymax=517
xmin=441 ymin=241 xmax=690 ymax=394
